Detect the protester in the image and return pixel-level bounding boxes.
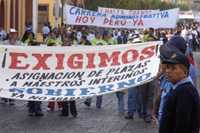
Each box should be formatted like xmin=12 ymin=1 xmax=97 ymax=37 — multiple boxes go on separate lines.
xmin=174 ymin=25 xmax=182 ymax=36
xmin=84 ymin=30 xmax=111 ymax=108
xmin=47 ymin=102 xmax=63 ymax=112
xmin=103 ymin=31 xmax=117 ymax=45
xmin=0 ymin=27 xmax=7 ymax=41
xmin=91 ymin=31 xmax=107 ymax=45
xmin=124 ymin=87 xmax=142 ymax=120
xmin=143 ymin=28 xmax=157 ymax=42
xmin=1 ymin=28 xmax=22 ymax=105
xmin=42 ymin=23 xmax=50 ymax=41
xmin=80 ymin=35 xmax=92 ymax=45
xmin=127 ymin=28 xmax=158 ymax=123
xmin=46 ymin=31 xmax=63 ymax=46
xmin=84 ymin=96 xmax=103 ymax=109
xmin=25 ymin=22 xmax=33 ymax=32
xmin=3 ymin=28 xmax=20 ymax=45
xmin=21 ymin=31 xmax=37 ymax=45
xmin=59 ymin=34 xmax=78 ymax=117
xmin=117 ymin=30 xmax=128 ymax=44
xmin=116 ymin=91 xmax=125 ymax=115
xmin=0 ymin=19 xmax=199 ymax=133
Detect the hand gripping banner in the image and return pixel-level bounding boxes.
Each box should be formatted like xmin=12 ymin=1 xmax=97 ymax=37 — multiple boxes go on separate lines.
xmin=0 ymin=42 xmax=161 ymax=101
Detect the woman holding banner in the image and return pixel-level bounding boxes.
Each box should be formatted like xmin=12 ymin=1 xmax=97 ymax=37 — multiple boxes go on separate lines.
xmin=60 ymin=32 xmax=78 ymax=117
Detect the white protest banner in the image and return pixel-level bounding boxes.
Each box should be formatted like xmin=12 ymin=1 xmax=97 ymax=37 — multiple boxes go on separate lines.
xmin=98 ymin=6 xmax=159 ymax=16
xmin=64 ymin=5 xmax=179 ymax=29
xmin=179 ymin=10 xmax=194 ymax=19
xmin=0 ymin=42 xmax=161 ymax=101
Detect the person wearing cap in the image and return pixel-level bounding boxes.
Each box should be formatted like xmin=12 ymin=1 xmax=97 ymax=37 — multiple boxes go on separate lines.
xmin=3 ymin=28 xmax=20 ymax=45
xmin=159 ymin=51 xmax=200 ymax=133
xmin=126 ymin=28 xmax=158 ymax=122
xmin=1 ymin=28 xmax=21 ymax=105
xmin=164 ymin=35 xmax=197 ymax=87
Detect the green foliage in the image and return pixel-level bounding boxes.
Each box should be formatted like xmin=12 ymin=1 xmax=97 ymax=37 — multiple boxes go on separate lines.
xmin=176 ymin=4 xmax=189 ymax=11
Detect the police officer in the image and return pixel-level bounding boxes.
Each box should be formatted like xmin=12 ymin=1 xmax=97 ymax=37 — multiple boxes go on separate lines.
xmin=159 ymin=47 xmax=200 ymax=133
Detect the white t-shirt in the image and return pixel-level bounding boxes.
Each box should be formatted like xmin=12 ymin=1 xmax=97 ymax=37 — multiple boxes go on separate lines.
xmin=87 ymin=33 xmax=95 ymax=42
xmin=181 ymin=29 xmax=188 ymax=40
xmin=42 ymin=26 xmax=50 ymax=35
xmin=2 ymin=40 xmax=22 ymax=46
xmin=77 ymin=31 xmax=82 ymax=42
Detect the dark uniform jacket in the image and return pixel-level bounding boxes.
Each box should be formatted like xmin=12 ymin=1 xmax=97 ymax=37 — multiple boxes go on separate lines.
xmin=159 ymin=82 xmax=200 ymax=133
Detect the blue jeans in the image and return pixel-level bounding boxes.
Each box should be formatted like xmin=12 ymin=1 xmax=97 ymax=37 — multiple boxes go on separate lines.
xmin=116 ymin=92 xmax=125 ymax=113
xmin=138 ymin=80 xmax=155 ymax=117
xmin=127 ymin=87 xmax=137 ymax=116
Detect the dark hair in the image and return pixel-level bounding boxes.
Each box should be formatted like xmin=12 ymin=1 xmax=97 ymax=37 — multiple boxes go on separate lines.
xmin=81 ymin=35 xmax=87 ymax=40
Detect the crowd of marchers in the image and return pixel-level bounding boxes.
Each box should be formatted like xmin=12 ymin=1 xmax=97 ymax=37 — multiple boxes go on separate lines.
xmin=0 ymin=20 xmax=200 ymax=133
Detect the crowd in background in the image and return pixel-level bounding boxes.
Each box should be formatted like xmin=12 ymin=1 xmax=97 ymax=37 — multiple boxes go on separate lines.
xmin=0 ymin=20 xmax=199 ymax=132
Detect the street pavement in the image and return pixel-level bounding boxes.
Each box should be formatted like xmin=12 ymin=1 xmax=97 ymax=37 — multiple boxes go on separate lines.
xmin=0 ymin=52 xmax=199 ymax=133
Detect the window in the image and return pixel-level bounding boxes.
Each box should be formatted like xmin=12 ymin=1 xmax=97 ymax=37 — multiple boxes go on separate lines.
xmin=38 ymin=5 xmax=48 ymax=11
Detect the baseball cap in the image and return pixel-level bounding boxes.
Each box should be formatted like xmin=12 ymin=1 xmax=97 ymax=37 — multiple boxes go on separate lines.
xmin=10 ymin=28 xmax=17 ymax=33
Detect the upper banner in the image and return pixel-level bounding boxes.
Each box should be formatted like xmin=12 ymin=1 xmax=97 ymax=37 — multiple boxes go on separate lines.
xmin=0 ymin=42 xmax=161 ymax=101
xmin=98 ymin=7 xmax=159 ymax=16
xmin=64 ymin=5 xmax=179 ymax=29
xmin=179 ymin=10 xmax=194 ymax=19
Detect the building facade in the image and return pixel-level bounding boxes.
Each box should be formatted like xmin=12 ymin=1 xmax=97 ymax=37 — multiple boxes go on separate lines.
xmin=0 ymin=0 xmax=33 ymax=36
xmin=0 ymin=0 xmax=85 ymax=36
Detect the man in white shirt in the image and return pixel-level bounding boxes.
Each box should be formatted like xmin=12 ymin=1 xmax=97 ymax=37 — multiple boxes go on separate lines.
xmin=42 ymin=23 xmax=50 ymax=41
xmin=3 ymin=28 xmax=21 ymax=46
xmin=1 ymin=28 xmax=21 ymax=105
